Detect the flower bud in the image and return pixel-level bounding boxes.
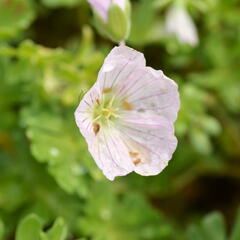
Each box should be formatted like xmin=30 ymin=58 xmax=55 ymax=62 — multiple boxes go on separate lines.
xmin=165 ymin=4 xmax=199 ymax=46
xmin=88 ymin=0 xmax=131 ymax=43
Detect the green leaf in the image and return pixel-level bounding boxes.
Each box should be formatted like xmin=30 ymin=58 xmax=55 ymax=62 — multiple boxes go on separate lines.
xmin=200 ymin=116 xmax=221 ymax=136
xmin=47 ymin=218 xmax=68 ymax=240
xmin=189 ymin=128 xmax=212 ymax=154
xmin=129 ymin=0 xmax=163 ymax=45
xmin=187 ymin=225 xmax=205 ymax=240
xmin=20 ymin=107 xmax=98 ymax=197
xmin=201 ymin=212 xmax=226 ymax=240
xmin=153 ymin=0 xmax=172 ymax=9
xmin=78 ymin=186 xmax=176 ymax=240
xmin=16 ymin=214 xmax=43 ymax=240
xmin=0 ymin=219 xmax=4 ymax=240
xmin=230 ymin=208 xmax=240 ymax=240
xmin=41 ymin=0 xmax=81 ymax=8
xmin=40 ymin=232 xmax=49 ymax=240
xmin=0 ymin=0 xmax=35 ymax=40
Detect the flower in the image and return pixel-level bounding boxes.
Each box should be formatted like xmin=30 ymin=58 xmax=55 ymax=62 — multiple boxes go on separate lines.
xmin=87 ymin=0 xmax=131 ymax=42
xmin=88 ymin=0 xmax=126 ymax=22
xmin=75 ymin=46 xmax=180 ymax=180
xmin=165 ymin=4 xmax=199 ymax=46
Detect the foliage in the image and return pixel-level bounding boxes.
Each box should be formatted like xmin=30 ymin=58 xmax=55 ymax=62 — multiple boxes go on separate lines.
xmin=187 ymin=208 xmax=240 ymax=240
xmin=15 ymin=214 xmax=67 ymax=240
xmin=0 ymin=0 xmax=239 ymax=239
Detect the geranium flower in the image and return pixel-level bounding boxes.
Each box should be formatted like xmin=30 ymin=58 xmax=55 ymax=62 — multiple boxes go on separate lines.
xmin=165 ymin=4 xmax=199 ymax=46
xmin=88 ymin=0 xmax=126 ymax=22
xmin=75 ymin=46 xmax=180 ymax=180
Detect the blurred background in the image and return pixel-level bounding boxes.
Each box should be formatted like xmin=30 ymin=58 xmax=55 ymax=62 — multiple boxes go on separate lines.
xmin=0 ymin=0 xmax=240 ymax=239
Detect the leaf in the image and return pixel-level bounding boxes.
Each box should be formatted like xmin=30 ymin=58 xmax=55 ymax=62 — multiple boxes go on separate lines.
xmin=16 ymin=214 xmax=43 ymax=240
xmin=46 ymin=218 xmax=68 ymax=240
xmin=0 ymin=0 xmax=35 ymax=40
xmin=20 ymin=107 xmax=98 ymax=197
xmin=41 ymin=0 xmax=81 ymax=8
xmin=230 ymin=208 xmax=240 ymax=240
xmin=0 ymin=219 xmax=4 ymax=240
xmin=201 ymin=212 xmax=226 ymax=240
xmin=200 ymin=116 xmax=221 ymax=136
xmin=187 ymin=225 xmax=205 ymax=240
xmin=78 ymin=185 xmax=176 ymax=240
xmin=40 ymin=232 xmax=49 ymax=240
xmin=189 ymin=128 xmax=212 ymax=154
xmin=16 ymin=214 xmax=69 ymax=240
xmin=129 ymin=0 xmax=163 ymax=45
xmin=153 ymin=0 xmax=172 ymax=9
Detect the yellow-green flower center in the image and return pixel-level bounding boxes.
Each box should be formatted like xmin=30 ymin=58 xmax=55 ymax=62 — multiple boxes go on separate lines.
xmin=92 ymin=89 xmax=121 ymax=127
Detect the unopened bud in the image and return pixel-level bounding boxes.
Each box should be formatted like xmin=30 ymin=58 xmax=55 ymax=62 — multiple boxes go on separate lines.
xmin=88 ymin=0 xmax=131 ymax=43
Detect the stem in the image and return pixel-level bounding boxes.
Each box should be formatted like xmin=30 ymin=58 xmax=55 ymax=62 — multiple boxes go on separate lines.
xmin=119 ymin=40 xmax=126 ymax=46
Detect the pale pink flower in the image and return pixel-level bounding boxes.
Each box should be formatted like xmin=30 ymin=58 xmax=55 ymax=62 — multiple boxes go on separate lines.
xmin=75 ymin=46 xmax=180 ymax=180
xmin=88 ymin=0 xmax=126 ymax=22
xmin=165 ymin=4 xmax=199 ymax=46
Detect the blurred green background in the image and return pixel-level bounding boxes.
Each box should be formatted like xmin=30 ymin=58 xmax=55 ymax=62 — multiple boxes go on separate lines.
xmin=0 ymin=0 xmax=240 ymax=239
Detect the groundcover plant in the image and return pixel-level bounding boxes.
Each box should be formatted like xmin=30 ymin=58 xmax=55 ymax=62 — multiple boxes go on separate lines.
xmin=0 ymin=0 xmax=239 ymax=239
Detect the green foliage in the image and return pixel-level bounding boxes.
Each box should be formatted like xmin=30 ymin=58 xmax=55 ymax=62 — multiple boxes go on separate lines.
xmin=0 ymin=0 xmax=239 ymax=239
xmin=78 ymin=185 xmax=178 ymax=240
xmin=16 ymin=214 xmax=68 ymax=240
xmin=41 ymin=0 xmax=81 ymax=8
xmin=230 ymin=208 xmax=240 ymax=240
xmin=21 ymin=107 xmax=97 ymax=197
xmin=16 ymin=214 xmax=43 ymax=240
xmin=187 ymin=209 xmax=240 ymax=240
xmin=0 ymin=0 xmax=35 ymax=40
xmin=0 ymin=219 xmax=4 ymax=240
xmin=130 ymin=0 xmax=163 ymax=45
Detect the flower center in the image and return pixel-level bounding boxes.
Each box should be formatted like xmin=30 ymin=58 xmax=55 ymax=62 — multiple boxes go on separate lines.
xmin=92 ymin=89 xmax=121 ymax=127
xmin=102 ymin=107 xmax=119 ymax=119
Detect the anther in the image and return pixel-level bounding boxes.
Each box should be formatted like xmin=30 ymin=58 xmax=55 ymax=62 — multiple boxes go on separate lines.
xmin=129 ymin=152 xmax=139 ymax=157
xmin=93 ymin=123 xmax=100 ymax=135
xmin=133 ymin=158 xmax=141 ymax=165
xmin=122 ymin=101 xmax=134 ymax=110
xmin=102 ymin=88 xmax=112 ymax=94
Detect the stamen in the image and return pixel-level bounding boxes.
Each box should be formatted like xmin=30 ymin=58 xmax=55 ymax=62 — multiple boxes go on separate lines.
xmin=93 ymin=123 xmax=100 ymax=135
xmin=133 ymin=158 xmax=141 ymax=165
xmin=129 ymin=152 xmax=139 ymax=157
xmin=103 ymin=88 xmax=112 ymax=94
xmin=122 ymin=101 xmax=134 ymax=110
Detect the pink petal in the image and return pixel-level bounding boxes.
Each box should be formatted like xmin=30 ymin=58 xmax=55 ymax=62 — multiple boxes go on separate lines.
xmin=97 ymin=46 xmax=146 ymax=91
xmin=75 ymin=82 xmax=100 ymax=142
xmin=89 ymin=127 xmax=134 ymax=180
xmin=117 ymin=111 xmax=177 ymax=176
xmin=117 ymin=65 xmax=180 ymax=122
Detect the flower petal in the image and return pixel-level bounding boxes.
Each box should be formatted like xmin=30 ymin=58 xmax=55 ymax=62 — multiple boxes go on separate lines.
xmin=88 ymin=127 xmax=134 ymax=180
xmin=118 ymin=66 xmax=180 ymax=121
xmin=75 ymin=82 xmax=101 ymax=142
xmin=118 ymin=112 xmax=177 ymax=176
xmin=88 ymin=0 xmax=110 ymax=21
xmin=97 ymin=46 xmax=146 ymax=91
